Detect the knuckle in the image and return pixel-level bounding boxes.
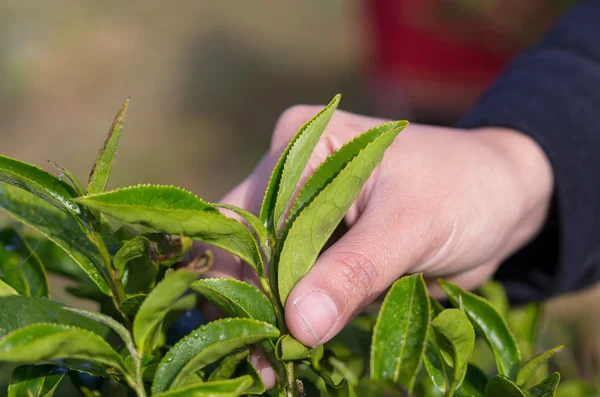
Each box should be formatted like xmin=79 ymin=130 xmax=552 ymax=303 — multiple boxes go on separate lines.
xmin=331 ymin=251 xmax=380 ymax=295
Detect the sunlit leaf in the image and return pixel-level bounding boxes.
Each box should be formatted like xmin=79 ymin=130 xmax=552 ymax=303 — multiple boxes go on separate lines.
xmin=278 ymin=121 xmax=406 ymax=303
xmin=191 ymin=278 xmax=277 ymax=326
xmin=207 ymin=349 xmax=249 ymax=382
xmin=260 ymin=95 xmax=341 ymax=234
xmin=76 ymin=185 xmax=264 ymax=277
xmin=87 ymin=99 xmax=129 ymax=195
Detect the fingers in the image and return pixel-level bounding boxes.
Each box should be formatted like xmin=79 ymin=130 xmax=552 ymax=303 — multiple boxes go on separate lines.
xmin=249 ymin=349 xmax=277 ymax=390
xmin=284 ymin=201 xmax=437 ymax=347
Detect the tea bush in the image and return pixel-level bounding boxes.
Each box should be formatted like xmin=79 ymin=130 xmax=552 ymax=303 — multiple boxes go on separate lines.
xmin=0 ymin=96 xmax=565 ymax=396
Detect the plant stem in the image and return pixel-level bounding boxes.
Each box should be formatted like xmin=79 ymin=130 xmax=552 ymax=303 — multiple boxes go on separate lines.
xmin=285 ymin=361 xmax=298 ymax=397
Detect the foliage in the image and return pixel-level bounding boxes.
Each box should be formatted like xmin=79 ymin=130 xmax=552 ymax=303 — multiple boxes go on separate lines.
xmin=0 ymin=96 xmax=567 ymax=396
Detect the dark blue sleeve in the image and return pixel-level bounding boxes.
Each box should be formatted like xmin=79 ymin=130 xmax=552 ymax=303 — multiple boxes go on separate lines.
xmin=458 ymin=0 xmax=600 ymax=302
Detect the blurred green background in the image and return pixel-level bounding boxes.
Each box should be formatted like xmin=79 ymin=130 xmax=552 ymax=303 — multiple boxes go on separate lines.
xmin=0 ymin=0 xmax=599 ymax=394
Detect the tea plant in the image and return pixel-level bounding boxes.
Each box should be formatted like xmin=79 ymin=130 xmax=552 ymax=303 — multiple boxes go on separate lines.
xmin=0 ymin=96 xmax=564 ymax=396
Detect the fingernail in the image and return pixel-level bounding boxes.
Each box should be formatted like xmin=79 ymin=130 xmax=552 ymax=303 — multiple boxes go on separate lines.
xmin=293 ymin=290 xmax=339 ymax=346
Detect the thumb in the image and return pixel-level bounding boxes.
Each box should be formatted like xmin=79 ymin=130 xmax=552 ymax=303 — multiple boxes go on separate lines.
xmin=284 ymin=206 xmax=435 ymax=348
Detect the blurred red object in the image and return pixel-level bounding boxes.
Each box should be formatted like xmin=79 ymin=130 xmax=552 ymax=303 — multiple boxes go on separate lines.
xmin=365 ymin=0 xmax=560 ymax=123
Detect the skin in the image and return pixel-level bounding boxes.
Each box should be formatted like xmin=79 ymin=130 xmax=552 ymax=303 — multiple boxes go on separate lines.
xmin=200 ymin=105 xmax=554 ymax=388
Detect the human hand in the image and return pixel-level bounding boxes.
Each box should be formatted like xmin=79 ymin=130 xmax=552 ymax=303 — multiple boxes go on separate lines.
xmin=200 ymin=105 xmax=553 ymax=387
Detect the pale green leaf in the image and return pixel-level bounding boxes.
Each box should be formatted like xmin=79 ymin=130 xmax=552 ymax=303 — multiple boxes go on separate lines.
xmin=113 ymin=236 xmax=150 ymax=279
xmin=517 ymin=346 xmax=563 ymax=387
xmin=207 ymin=349 xmax=250 ymax=382
xmin=0 ymin=279 xmax=18 ymax=296
xmin=87 ymin=99 xmax=129 ymax=195
xmin=75 ymin=185 xmax=264 ymax=277
xmin=439 ymin=279 xmax=521 ymax=380
xmin=133 ymin=269 xmax=199 ymax=353
xmin=151 ymin=318 xmax=279 ymax=393
xmin=272 ymin=94 xmax=341 ymax=231
xmin=277 ymin=121 xmax=406 ymax=303
xmin=479 ymin=280 xmax=509 ymax=317
xmin=191 ymin=278 xmax=277 ymax=325
xmin=260 ymin=95 xmax=341 ymax=232
xmin=0 ymin=184 xmax=112 ymax=295
xmin=370 ymin=274 xmax=430 ymax=393
xmin=153 ymin=376 xmax=253 ymax=397
xmin=214 ymin=203 xmax=270 ymax=258
xmin=432 ymin=309 xmax=475 ymax=394
xmin=0 ymin=155 xmax=79 ymax=215
xmin=8 ymin=364 xmax=66 ymax=397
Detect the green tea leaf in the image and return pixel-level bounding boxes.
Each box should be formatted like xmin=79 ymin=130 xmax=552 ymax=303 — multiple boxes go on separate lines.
xmin=214 ymin=204 xmax=271 ymax=258
xmin=439 ymin=279 xmax=521 ymax=379
xmin=0 ymin=296 xmax=109 ymax=338
xmin=528 ymin=372 xmax=560 ymax=397
xmin=191 ymin=278 xmax=277 ymax=325
xmin=276 ymin=335 xmax=312 ymax=360
xmin=119 ymin=294 xmax=147 ymax=318
xmin=113 ymin=236 xmax=150 ymax=279
xmin=76 ymin=185 xmax=265 ymax=277
xmin=8 ymin=364 xmax=66 ymax=397
xmin=0 ymin=227 xmax=50 ymax=298
xmin=87 ymin=99 xmax=129 ymax=195
xmin=122 ymin=256 xmax=158 ymax=295
xmin=0 ymin=323 xmax=127 ymax=375
xmin=47 ymin=160 xmax=86 ymax=197
xmin=152 ymin=318 xmax=279 ymax=393
xmin=277 ymin=121 xmax=406 ymax=303
xmin=371 ymin=274 xmax=430 ymax=393
xmin=423 ymin=332 xmax=449 ymax=393
xmin=207 ymin=349 xmax=250 ymax=382
xmin=241 ymin=358 xmax=266 ymax=395
xmin=0 ymin=279 xmax=18 ymax=296
xmin=63 ymin=307 xmax=137 ymax=368
xmin=0 ymin=185 xmax=112 ymax=295
xmin=432 ymin=309 xmax=475 ymax=394
xmin=152 ymin=376 xmax=254 ymax=397
xmin=0 ymin=155 xmax=79 ymax=215
xmin=133 ymin=269 xmax=199 ymax=353
xmin=517 ymin=346 xmax=563 ymax=387
xmin=484 ymin=375 xmax=527 ymax=397
xmin=259 ymin=95 xmax=340 ymax=232
xmin=272 ymin=95 xmax=341 ymax=231
xmin=287 ymin=120 xmax=408 ymax=224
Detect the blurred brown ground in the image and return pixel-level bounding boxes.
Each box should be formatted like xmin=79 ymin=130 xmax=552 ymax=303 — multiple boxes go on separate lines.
xmin=0 ymin=0 xmax=599 ymax=387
